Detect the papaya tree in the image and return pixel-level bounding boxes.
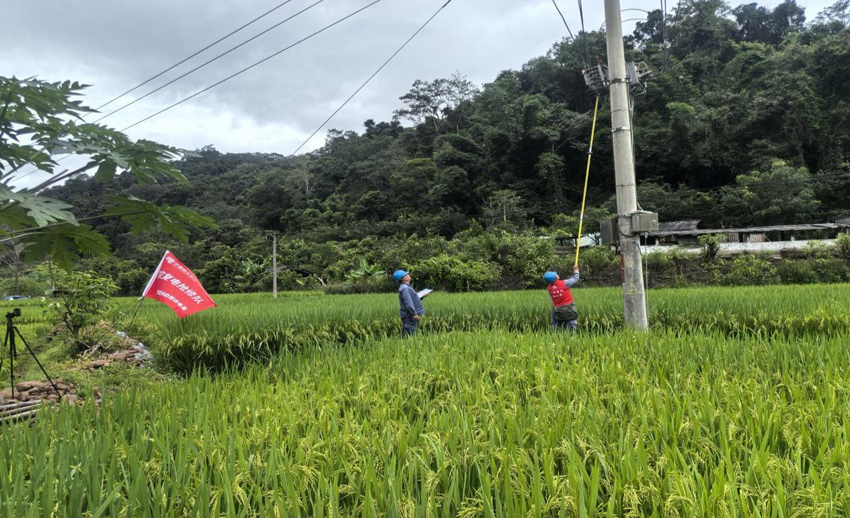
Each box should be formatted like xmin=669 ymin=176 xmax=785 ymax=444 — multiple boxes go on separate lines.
xmin=0 ymin=76 xmax=216 ymax=267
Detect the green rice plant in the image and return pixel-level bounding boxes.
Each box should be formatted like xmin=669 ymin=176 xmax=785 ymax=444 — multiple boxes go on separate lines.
xmin=114 ymin=284 xmax=850 ymax=372
xmin=3 ymin=329 xmax=850 ymax=516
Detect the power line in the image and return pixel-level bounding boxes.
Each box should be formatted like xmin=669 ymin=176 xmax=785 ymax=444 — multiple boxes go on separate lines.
xmin=93 ymin=0 xmax=324 ymax=124
xmin=12 ymin=0 xmax=311 ymax=182
xmin=576 ymin=0 xmax=586 ymax=34
xmin=92 ymin=0 xmax=300 ymax=112
xmin=291 ymin=0 xmax=454 ymax=155
xmin=661 ymin=0 xmax=671 ymax=69
xmin=222 ymin=0 xmax=456 ymax=221
xmin=576 ymin=0 xmax=591 ymax=63
xmin=551 ymin=0 xmax=592 ymax=68
xmin=121 ymin=0 xmax=383 ymax=132
xmin=551 ymin=0 xmax=576 ymax=40
xmin=552 ymin=110 xmax=594 ymax=153
xmin=672 ymin=0 xmax=684 ymax=45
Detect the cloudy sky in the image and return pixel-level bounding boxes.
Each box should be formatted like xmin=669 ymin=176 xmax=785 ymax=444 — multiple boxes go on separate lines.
xmin=3 ymin=0 xmax=835 ymax=174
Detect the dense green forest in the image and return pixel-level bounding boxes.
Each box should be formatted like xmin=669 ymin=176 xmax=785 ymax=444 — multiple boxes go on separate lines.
xmin=39 ymin=0 xmax=850 ymax=293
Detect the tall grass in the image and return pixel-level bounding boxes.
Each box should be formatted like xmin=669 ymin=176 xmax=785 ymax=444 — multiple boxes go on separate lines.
xmin=3 ymin=329 xmax=850 ymax=516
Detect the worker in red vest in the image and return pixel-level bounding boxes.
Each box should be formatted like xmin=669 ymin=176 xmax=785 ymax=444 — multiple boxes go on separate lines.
xmin=543 ymin=266 xmax=580 ymax=334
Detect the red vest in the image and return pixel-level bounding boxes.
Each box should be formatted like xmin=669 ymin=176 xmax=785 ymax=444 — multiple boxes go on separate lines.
xmin=547 ymin=279 xmax=574 ymax=307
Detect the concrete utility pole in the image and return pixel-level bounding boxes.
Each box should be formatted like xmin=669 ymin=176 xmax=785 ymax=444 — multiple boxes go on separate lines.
xmin=603 ymin=0 xmax=649 ymax=330
xmin=272 ymin=232 xmax=278 ymax=299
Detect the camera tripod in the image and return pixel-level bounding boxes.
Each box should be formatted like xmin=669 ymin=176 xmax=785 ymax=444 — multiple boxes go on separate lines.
xmin=1 ymin=308 xmax=61 ymax=400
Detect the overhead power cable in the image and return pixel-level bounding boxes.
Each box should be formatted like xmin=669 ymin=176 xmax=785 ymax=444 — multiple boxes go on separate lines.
xmin=654 ymin=0 xmax=676 ymax=70
xmin=576 ymin=0 xmax=591 ymax=63
xmin=93 ymin=0 xmax=324 ymax=124
xmin=673 ymin=0 xmax=684 ymax=42
xmin=222 ymin=0 xmax=455 ymax=221
xmin=290 ymin=0 xmax=454 ymax=156
xmin=551 ymin=0 xmax=576 ymax=40
xmin=11 ymin=0 xmax=308 ymax=182
xmin=121 ymin=0 xmax=383 ymax=132
xmin=93 ymin=0 xmax=299 ymax=112
xmin=551 ymin=0 xmax=591 ymax=67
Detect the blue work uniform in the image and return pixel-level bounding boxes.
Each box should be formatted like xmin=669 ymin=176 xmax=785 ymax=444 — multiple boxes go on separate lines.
xmin=398 ymin=283 xmax=425 ymax=338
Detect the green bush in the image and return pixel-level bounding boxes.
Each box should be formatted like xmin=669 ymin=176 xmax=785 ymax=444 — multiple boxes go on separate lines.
xmin=410 ymin=255 xmax=498 ymax=291
xmin=809 ymin=257 xmax=850 ymax=283
xmin=802 ymin=240 xmax=831 ymax=260
xmin=836 ymin=233 xmax=850 ymax=263
xmin=698 ymin=234 xmax=726 ymax=260
xmin=579 ymin=246 xmax=618 ymax=268
xmin=276 ymin=269 xmax=308 ymax=291
xmin=647 ymin=247 xmax=698 ymax=267
xmin=0 ymin=275 xmax=46 ymax=297
xmin=721 ymin=254 xmax=779 ymax=286
xmin=777 ymin=260 xmax=818 ymax=284
xmin=41 ymin=268 xmax=119 ymax=351
xmin=457 ymin=230 xmax=555 ymax=288
xmin=372 ymin=234 xmax=451 ymax=274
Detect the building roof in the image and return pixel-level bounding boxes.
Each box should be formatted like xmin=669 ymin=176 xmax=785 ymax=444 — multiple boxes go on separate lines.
xmin=650 ymin=223 xmax=841 ymax=237
xmin=658 ymin=220 xmax=701 ymax=232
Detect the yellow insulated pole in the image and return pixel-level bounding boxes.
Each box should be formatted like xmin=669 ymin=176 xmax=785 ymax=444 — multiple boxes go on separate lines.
xmin=574 ymin=94 xmax=601 ymax=268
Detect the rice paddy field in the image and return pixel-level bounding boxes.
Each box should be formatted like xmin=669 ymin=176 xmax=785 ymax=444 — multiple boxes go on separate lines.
xmin=2 ymin=284 xmax=850 ymax=516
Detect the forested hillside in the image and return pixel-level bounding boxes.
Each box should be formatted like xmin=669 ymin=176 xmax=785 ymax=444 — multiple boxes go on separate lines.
xmin=46 ymin=0 xmax=850 ymax=293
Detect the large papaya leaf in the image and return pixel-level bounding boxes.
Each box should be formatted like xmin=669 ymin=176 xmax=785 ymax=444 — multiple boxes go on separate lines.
xmin=0 ymin=185 xmax=77 ymax=227
xmin=0 ymin=204 xmax=40 ymax=233
xmin=22 ymin=223 xmax=110 ymax=269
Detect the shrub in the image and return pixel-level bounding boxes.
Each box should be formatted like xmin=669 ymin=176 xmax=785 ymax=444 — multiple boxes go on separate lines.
xmin=457 ymin=230 xmax=555 ymax=288
xmin=372 ymin=235 xmax=450 ymax=274
xmin=802 ymin=240 xmax=830 ymax=260
xmin=645 ymin=248 xmax=702 ymax=287
xmin=698 ymin=234 xmax=726 ymax=261
xmin=721 ymin=254 xmax=779 ymax=286
xmin=809 ymin=257 xmax=850 ymax=283
xmin=579 ymin=246 xmax=618 ymax=268
xmin=0 ymin=275 xmax=45 ymax=297
xmin=409 ymin=255 xmax=498 ymax=291
xmin=344 ymin=259 xmax=386 ymax=290
xmin=77 ymin=256 xmax=150 ymax=295
xmin=836 ymin=233 xmax=850 ymax=263
xmin=777 ymin=260 xmax=818 ymax=284
xmin=41 ymin=268 xmax=119 ymax=351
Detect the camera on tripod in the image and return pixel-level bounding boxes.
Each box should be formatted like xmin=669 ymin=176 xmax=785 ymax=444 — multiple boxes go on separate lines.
xmin=2 ymin=307 xmax=61 ymax=400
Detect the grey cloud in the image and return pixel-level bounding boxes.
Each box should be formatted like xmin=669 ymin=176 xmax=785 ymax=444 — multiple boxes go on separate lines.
xmin=3 ymin=0 xmax=835 ymax=154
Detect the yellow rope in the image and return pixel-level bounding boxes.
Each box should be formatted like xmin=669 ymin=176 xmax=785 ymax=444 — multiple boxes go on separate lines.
xmin=574 ymin=94 xmax=601 ymax=268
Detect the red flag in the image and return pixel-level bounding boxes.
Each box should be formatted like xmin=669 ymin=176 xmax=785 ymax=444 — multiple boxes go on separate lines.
xmin=141 ymin=251 xmax=217 ymax=318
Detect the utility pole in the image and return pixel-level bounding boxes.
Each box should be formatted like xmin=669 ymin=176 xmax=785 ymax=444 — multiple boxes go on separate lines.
xmin=603 ymin=0 xmax=649 ymax=330
xmin=272 ymin=232 xmax=278 ymax=298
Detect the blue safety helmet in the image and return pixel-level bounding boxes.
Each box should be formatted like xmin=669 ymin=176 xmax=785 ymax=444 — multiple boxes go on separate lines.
xmin=393 ymin=270 xmax=409 ymax=282
xmin=543 ymin=271 xmax=558 ymax=284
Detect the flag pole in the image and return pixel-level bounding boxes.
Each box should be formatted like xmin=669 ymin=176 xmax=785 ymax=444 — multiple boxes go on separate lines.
xmin=130 ymin=250 xmax=169 ymax=329
xmin=127 ymin=297 xmax=145 ymax=329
